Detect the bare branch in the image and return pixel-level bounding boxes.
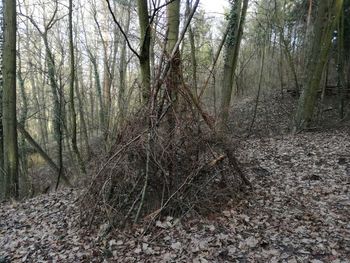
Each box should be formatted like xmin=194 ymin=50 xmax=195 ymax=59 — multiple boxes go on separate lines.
xmin=46 ymin=0 xmax=58 ymax=31
xmin=105 ymin=0 xmax=140 ymax=59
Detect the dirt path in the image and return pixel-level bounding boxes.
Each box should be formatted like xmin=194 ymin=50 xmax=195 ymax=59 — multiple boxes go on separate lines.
xmin=1 ymin=130 xmax=349 ymax=262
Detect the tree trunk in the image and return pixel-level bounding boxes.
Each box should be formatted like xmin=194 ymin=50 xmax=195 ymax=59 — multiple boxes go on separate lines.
xmin=43 ymin=36 xmax=64 ymax=188
xmin=137 ymin=0 xmax=151 ymax=103
xmin=294 ymin=0 xmax=344 ymax=131
xmin=280 ymin=33 xmax=300 ymax=96
xmin=166 ymin=0 xmax=181 ymax=100
xmin=186 ymin=0 xmax=198 ymax=95
xmin=17 ymin=49 xmax=30 ymax=195
xmin=337 ymin=8 xmax=346 ymax=119
xmin=166 ymin=0 xmax=181 ymax=187
xmin=75 ymin=68 xmax=91 ymax=159
xmin=3 ymin=0 xmax=18 ymax=199
xmin=68 ymin=0 xmax=85 ymax=174
xmin=89 ymin=51 xmax=105 ymax=132
xmin=93 ymin=10 xmax=111 ymax=138
xmin=219 ymin=0 xmax=249 ymax=130
xmin=0 ymin=0 xmax=4 ymax=199
xmin=119 ymin=3 xmax=131 ymax=124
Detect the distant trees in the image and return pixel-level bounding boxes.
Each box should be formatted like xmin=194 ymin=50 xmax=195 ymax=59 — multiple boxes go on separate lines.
xmin=0 ymin=0 xmax=348 ymax=200
xmin=231 ymin=0 xmax=348 ymax=131
xmin=24 ymin=0 xmax=66 ymax=188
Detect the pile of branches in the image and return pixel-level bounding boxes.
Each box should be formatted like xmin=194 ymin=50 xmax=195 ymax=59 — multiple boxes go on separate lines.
xmin=80 ymin=104 xmax=251 ymax=230
xmin=77 ymin=0 xmax=253 ymax=231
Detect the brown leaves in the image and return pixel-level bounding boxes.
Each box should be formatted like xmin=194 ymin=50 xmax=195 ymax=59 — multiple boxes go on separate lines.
xmin=1 ymin=130 xmax=350 ymax=262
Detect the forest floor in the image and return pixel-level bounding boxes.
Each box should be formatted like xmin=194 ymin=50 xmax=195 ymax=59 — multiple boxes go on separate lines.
xmin=1 ymin=128 xmax=350 ymax=262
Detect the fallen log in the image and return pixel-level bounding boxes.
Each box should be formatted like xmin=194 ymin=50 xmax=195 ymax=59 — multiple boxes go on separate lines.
xmin=17 ymin=123 xmax=72 ymax=187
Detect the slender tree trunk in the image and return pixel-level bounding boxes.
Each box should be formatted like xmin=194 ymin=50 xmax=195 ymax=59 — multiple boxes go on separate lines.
xmin=337 ymin=8 xmax=346 ymax=119
xmin=107 ymin=1 xmax=121 ymax=135
xmin=89 ymin=52 xmax=105 ymax=132
xmin=93 ymin=10 xmax=112 ymax=139
xmin=17 ymin=49 xmax=29 ymax=195
xmin=75 ymin=75 xmax=91 ymax=158
xmin=42 ymin=35 xmax=65 ymax=188
xmin=88 ymin=64 xmax=95 ymax=137
xmin=137 ymin=0 xmax=151 ymax=103
xmin=30 ymin=63 xmax=48 ymax=149
xmin=68 ymin=0 xmax=85 ymax=174
xmin=219 ymin=0 xmax=249 ymax=130
xmin=210 ymin=44 xmax=217 ymax=116
xmin=3 ymin=0 xmax=18 ymax=199
xmin=0 ymin=0 xmax=4 ymax=199
xmin=280 ymin=33 xmax=300 ymax=96
xmin=119 ymin=4 xmax=131 ymax=124
xmin=74 ymin=45 xmax=90 ymax=156
xmin=166 ymin=0 xmax=181 ymax=101
xmin=103 ymin=58 xmax=112 ymax=133
xmin=248 ymin=41 xmax=266 ymax=136
xmin=56 ymin=77 xmax=64 ymax=189
xmin=186 ymin=0 xmax=197 ymax=95
xmin=166 ymin=0 xmax=181 ymax=107
xmin=166 ymin=0 xmax=181 ymax=188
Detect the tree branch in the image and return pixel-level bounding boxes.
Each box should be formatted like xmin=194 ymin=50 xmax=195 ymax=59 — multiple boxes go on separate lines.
xmin=105 ymin=0 xmax=140 ymax=59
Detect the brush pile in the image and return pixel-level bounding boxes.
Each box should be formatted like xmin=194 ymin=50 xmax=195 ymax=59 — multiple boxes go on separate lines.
xmin=80 ymin=106 xmax=251 ymax=230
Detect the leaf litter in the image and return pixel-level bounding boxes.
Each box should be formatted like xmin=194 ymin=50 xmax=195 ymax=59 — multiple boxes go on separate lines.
xmin=1 ymin=129 xmax=349 ymax=262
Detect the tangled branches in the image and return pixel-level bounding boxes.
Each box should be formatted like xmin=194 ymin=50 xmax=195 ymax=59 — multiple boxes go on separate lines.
xmin=80 ymin=106 xmax=251 ymax=230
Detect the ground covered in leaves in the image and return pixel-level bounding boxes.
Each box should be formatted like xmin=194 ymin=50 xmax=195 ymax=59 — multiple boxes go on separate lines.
xmin=1 ymin=129 xmax=350 ymax=262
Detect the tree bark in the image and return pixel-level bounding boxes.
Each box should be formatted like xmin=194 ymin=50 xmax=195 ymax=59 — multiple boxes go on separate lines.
xmin=0 ymin=0 xmax=4 ymax=199
xmin=3 ymin=0 xmax=18 ymax=199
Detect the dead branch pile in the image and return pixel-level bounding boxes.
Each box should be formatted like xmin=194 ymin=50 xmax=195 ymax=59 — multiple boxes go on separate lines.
xmin=80 ymin=108 xmax=250 ymax=229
